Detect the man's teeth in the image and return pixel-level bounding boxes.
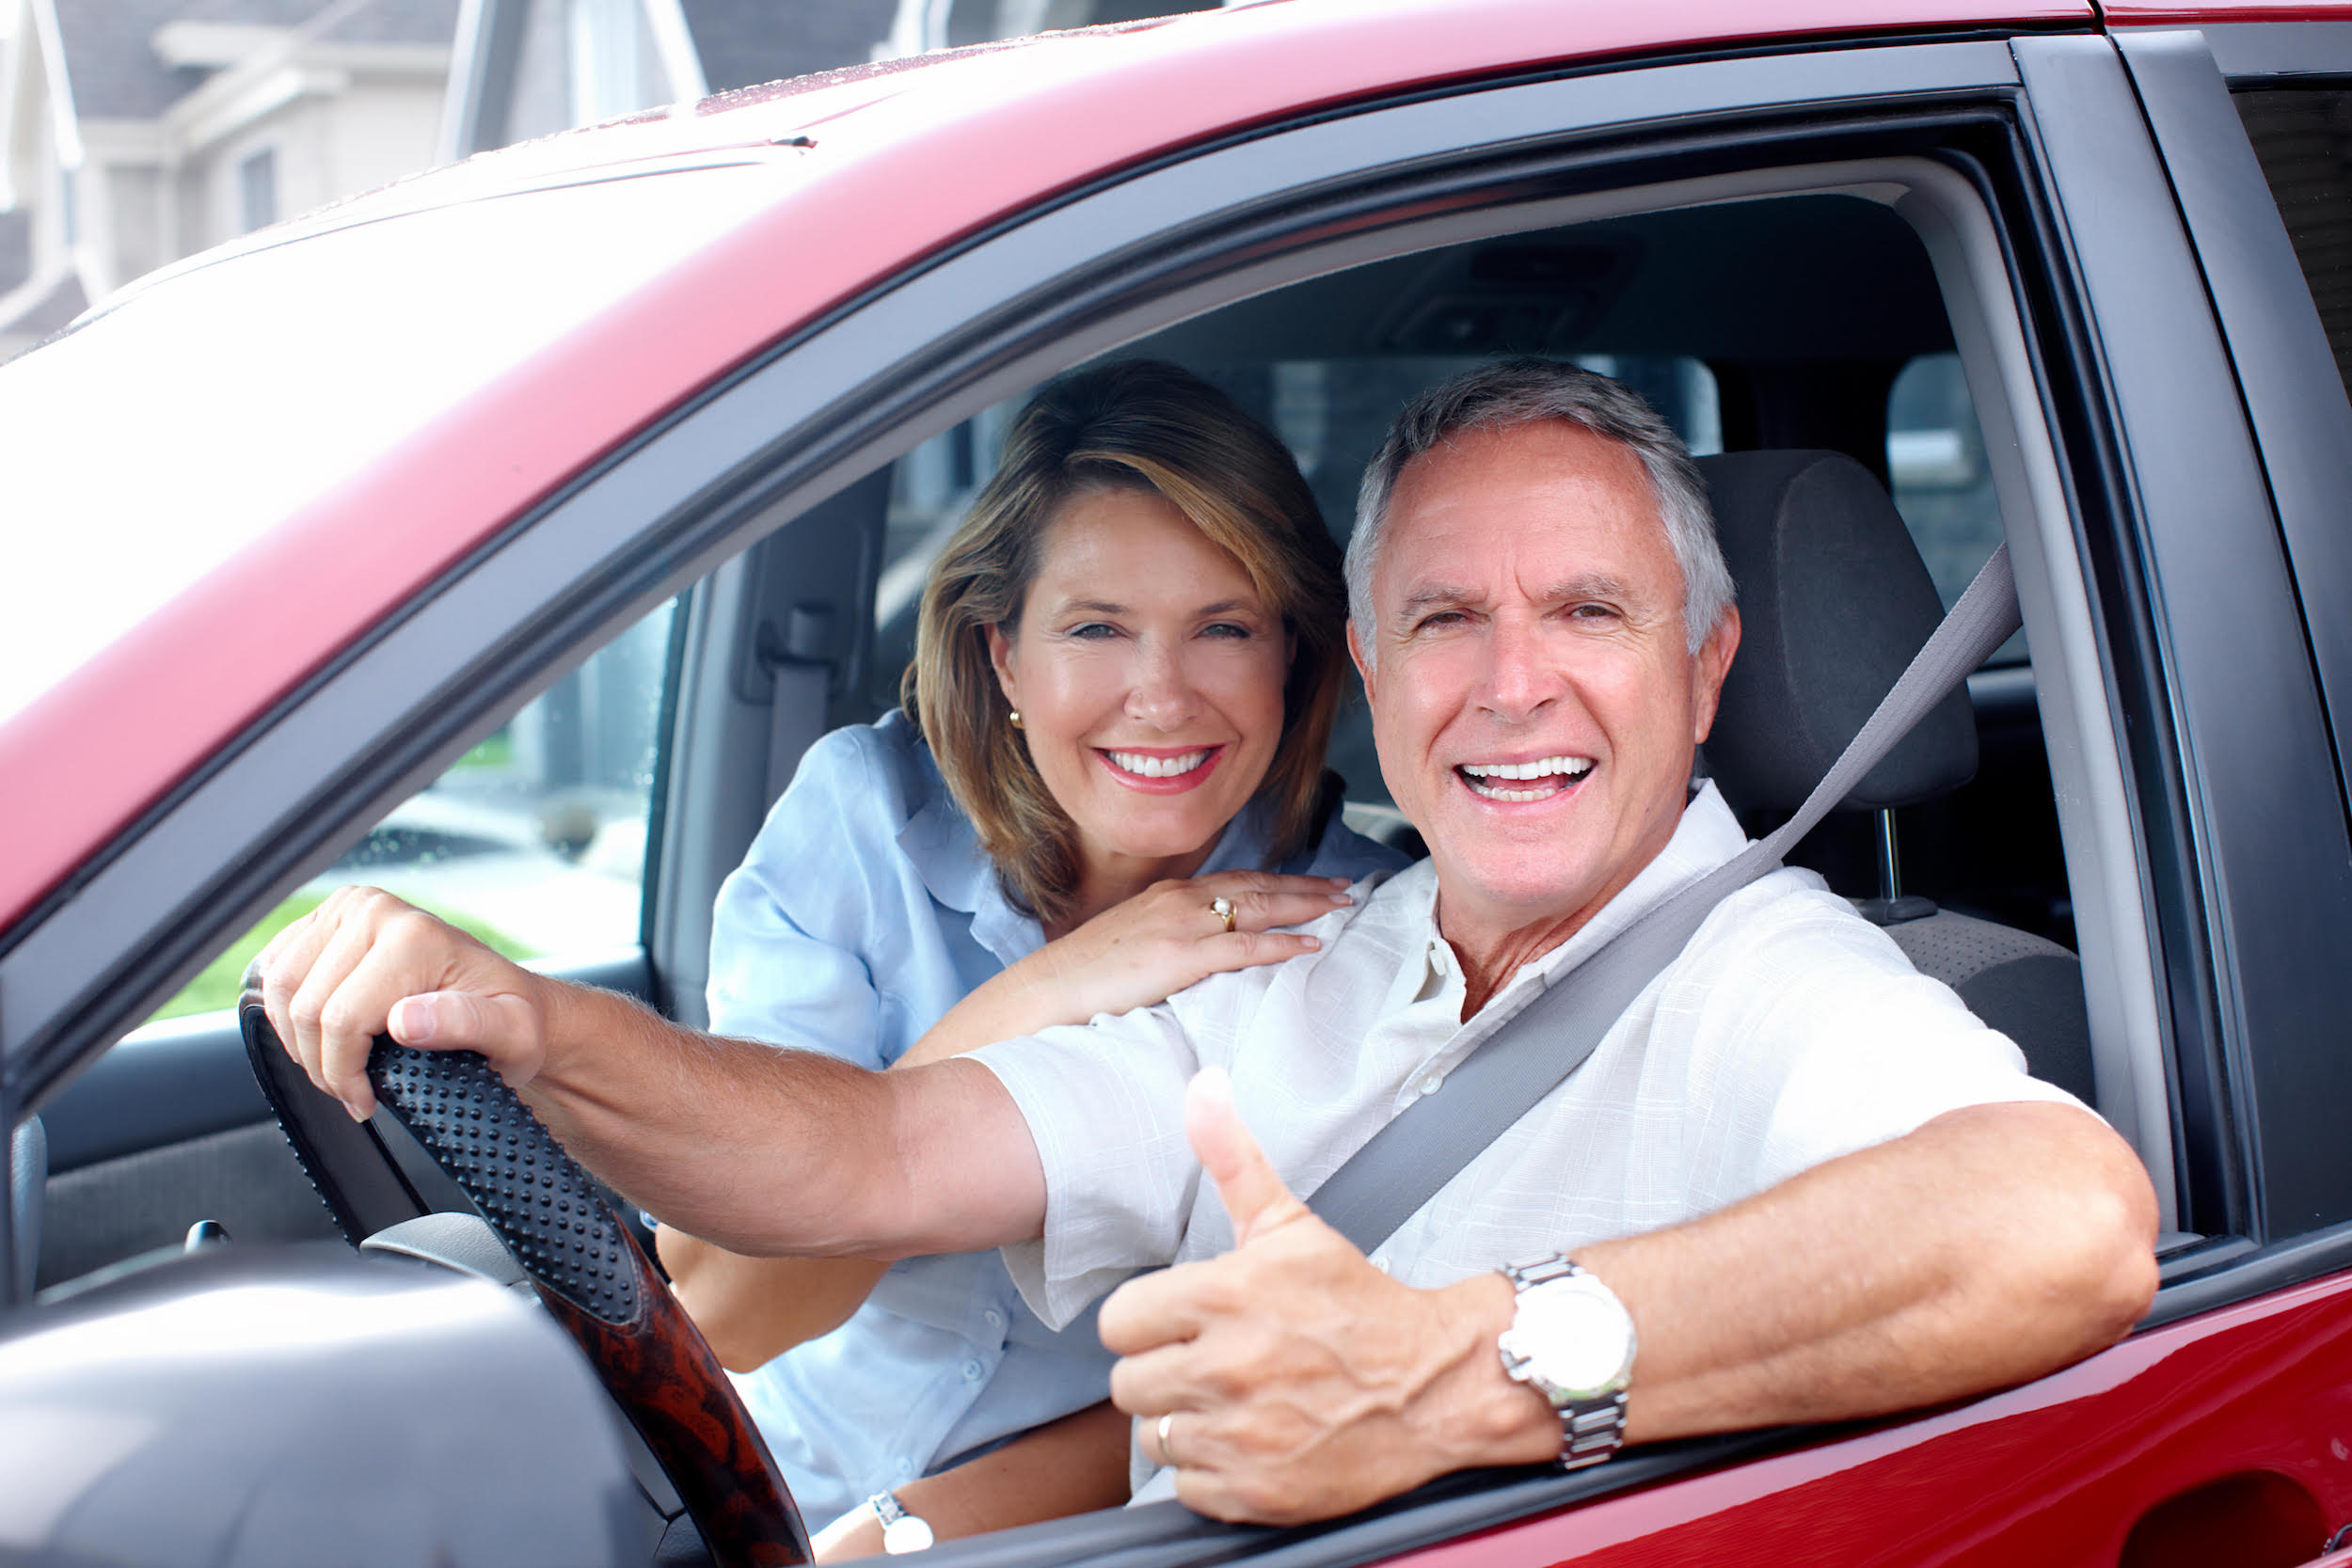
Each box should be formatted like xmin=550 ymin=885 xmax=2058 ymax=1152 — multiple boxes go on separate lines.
xmin=1109 ymin=749 xmax=1210 ymax=779
xmin=1459 ymin=755 xmax=1592 ymax=800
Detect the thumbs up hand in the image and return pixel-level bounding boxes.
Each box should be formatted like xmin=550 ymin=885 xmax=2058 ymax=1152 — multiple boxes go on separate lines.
xmin=1097 ymin=1070 xmax=1538 ymax=1526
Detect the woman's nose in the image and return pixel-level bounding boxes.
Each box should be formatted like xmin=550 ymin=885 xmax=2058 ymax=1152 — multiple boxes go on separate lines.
xmin=1125 ymin=641 xmax=1200 ymax=728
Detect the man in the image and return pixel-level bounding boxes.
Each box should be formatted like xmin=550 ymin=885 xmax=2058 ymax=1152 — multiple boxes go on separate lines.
xmin=261 ymin=359 xmax=2157 ymax=1528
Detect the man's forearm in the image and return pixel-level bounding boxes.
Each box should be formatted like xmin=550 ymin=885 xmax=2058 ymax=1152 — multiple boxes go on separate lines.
xmin=1438 ymin=1101 xmax=2161 ymax=1458
xmin=523 ymin=980 xmax=1045 ymax=1259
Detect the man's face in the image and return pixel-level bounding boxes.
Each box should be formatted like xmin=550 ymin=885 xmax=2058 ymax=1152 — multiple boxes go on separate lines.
xmin=1352 ymin=420 xmax=1739 ymax=944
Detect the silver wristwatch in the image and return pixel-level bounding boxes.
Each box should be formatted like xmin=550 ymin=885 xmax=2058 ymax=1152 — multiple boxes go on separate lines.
xmin=867 ymin=1490 xmax=935 ymax=1555
xmin=1497 ymin=1254 xmax=1636 ymax=1470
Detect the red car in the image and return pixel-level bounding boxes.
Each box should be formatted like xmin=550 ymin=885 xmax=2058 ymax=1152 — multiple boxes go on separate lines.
xmin=5 ymin=2 xmax=2351 ymax=1563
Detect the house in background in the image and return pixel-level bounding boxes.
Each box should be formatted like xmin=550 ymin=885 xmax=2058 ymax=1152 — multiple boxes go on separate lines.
xmin=0 ymin=0 xmax=1239 ymax=359
xmin=0 ymin=0 xmax=458 ymax=359
xmin=439 ymin=0 xmax=1226 ymax=159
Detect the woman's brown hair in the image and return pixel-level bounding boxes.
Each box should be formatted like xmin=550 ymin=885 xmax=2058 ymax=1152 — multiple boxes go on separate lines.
xmin=903 ymin=359 xmax=1347 ymax=927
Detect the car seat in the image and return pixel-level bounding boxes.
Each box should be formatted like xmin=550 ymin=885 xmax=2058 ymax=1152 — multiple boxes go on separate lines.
xmin=1696 ymin=450 xmax=2098 ymax=1105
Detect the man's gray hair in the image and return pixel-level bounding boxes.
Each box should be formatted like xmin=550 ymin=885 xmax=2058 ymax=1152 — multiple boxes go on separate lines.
xmin=1345 ymin=358 xmax=1735 ymax=660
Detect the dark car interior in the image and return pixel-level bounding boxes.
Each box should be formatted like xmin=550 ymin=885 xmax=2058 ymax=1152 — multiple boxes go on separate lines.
xmin=20 ymin=174 xmax=2125 ymax=1559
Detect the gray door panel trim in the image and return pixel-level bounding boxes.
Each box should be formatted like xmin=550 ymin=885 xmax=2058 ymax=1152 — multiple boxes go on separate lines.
xmin=2014 ymin=35 xmax=2352 ymax=1237
xmin=2116 ymin=29 xmax=2352 ymax=834
xmin=3 ymin=40 xmax=2030 ymax=1103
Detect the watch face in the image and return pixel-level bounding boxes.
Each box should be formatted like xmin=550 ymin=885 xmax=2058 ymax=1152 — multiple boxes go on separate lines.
xmin=1511 ymin=1275 xmax=1634 ymax=1399
xmin=882 ymin=1515 xmax=935 ymax=1555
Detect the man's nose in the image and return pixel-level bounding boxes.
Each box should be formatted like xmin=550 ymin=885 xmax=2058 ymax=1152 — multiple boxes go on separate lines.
xmin=1475 ymin=614 xmax=1558 ymax=723
xmin=1126 ymin=639 xmax=1201 ymax=728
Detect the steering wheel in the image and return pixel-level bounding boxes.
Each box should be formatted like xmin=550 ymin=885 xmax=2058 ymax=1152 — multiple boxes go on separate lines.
xmin=238 ymin=984 xmax=812 ymax=1568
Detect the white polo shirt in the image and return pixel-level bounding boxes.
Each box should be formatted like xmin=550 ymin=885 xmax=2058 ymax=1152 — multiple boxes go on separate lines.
xmin=972 ymin=782 xmax=2089 ymax=1333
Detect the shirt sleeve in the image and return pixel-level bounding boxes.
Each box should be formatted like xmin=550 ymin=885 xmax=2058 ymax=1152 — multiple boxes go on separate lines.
xmin=1674 ymin=879 xmax=2094 ymax=1205
xmin=970 ymin=1005 xmax=1204 ymax=1330
xmin=706 ymin=727 xmax=895 ymax=1069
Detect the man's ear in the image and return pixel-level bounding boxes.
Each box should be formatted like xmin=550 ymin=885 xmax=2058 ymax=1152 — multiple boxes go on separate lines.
xmin=985 ymin=624 xmax=1020 ymax=709
xmin=1346 ymin=620 xmax=1375 ymax=699
xmin=1689 ymin=605 xmax=1741 ymax=744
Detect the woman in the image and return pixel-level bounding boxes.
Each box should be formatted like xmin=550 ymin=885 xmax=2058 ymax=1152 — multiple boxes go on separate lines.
xmin=654 ymin=359 xmax=1406 ymax=1553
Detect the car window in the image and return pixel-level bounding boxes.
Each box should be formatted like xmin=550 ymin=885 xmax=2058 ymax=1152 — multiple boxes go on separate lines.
xmin=1886 ymin=352 xmax=2024 ymax=664
xmin=148 ymin=599 xmax=678 ymax=1022
xmin=2233 ymin=86 xmax=2352 ymax=404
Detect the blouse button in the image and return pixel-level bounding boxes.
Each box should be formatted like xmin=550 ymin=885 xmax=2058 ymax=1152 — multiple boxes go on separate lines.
xmin=984 ymin=1309 xmax=1005 ymax=1330
xmin=962 ymin=1360 xmax=984 ymax=1381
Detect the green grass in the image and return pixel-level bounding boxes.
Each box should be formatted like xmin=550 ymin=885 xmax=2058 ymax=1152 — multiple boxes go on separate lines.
xmin=149 ymin=891 xmax=540 ymax=1024
xmin=450 ymin=730 xmax=514 ymax=769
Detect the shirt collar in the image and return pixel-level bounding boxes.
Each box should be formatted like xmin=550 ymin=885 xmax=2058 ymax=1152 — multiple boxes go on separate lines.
xmin=1403 ymin=780 xmax=1750 ymax=1008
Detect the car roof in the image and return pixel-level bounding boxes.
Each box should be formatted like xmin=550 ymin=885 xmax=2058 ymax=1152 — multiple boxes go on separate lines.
xmin=0 ymin=0 xmax=2104 ymax=933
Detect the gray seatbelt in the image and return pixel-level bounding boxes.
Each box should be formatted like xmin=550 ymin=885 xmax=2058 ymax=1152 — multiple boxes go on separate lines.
xmin=1307 ymin=546 xmax=2023 ymax=1254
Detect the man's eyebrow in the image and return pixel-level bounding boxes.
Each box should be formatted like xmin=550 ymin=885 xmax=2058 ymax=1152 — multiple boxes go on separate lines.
xmin=1541 ymin=573 xmax=1637 ymax=603
xmin=1394 ymin=583 xmax=1479 ymax=619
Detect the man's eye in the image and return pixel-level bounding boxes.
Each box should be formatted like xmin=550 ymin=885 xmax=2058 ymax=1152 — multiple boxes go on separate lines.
xmin=1568 ymin=603 xmax=1619 ymax=621
xmin=1414 ymin=610 xmax=1467 ymax=632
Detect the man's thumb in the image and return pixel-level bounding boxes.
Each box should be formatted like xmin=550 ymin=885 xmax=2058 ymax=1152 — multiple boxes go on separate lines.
xmin=1185 ymin=1067 xmax=1307 ymax=1245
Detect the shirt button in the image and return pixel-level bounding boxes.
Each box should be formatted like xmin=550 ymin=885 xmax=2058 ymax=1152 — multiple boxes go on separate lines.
xmin=962 ymin=1360 xmax=984 ymax=1381
xmin=897 ymin=1459 xmax=914 ymax=1480
xmin=1416 ymin=1073 xmax=1443 ymax=1097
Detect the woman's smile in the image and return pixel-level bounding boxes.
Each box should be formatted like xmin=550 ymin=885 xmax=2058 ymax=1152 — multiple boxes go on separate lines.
xmin=1098 ymin=743 xmax=1229 ymax=792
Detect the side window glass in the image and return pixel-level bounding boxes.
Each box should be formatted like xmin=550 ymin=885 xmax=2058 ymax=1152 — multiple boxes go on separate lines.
xmin=148 ymin=599 xmax=680 ymax=1023
xmin=2233 ymin=87 xmax=2352 ymax=403
xmin=1886 ymin=352 xmax=2023 ymax=663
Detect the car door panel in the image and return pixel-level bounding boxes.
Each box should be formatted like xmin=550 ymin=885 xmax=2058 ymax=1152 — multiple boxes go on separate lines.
xmin=1378 ymin=1267 xmax=2352 ymax=1567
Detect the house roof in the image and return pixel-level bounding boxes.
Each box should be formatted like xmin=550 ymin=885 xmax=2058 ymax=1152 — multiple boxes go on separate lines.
xmin=0 ymin=269 xmax=88 ymax=347
xmin=56 ymin=0 xmax=455 ymax=122
xmin=677 ymin=0 xmax=896 ymax=93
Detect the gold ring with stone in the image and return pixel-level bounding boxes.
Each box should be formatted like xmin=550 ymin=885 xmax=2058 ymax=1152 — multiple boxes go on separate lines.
xmin=1210 ymin=896 xmax=1237 ymax=933
xmin=1158 ymin=1412 xmax=1180 ymax=1465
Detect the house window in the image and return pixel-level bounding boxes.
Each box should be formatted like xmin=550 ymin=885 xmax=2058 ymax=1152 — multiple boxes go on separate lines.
xmin=238 ymin=149 xmax=278 ymax=233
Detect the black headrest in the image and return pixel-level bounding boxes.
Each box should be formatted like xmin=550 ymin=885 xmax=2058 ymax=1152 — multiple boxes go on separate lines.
xmin=1698 ymin=450 xmax=1977 ymax=816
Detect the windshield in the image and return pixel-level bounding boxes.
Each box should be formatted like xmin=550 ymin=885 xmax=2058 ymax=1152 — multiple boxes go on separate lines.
xmin=0 ymin=159 xmax=798 ymax=732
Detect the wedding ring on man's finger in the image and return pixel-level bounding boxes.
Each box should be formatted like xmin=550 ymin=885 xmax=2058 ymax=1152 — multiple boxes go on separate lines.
xmin=1158 ymin=1412 xmax=1181 ymax=1465
xmin=1210 ymin=895 xmax=1237 ymax=933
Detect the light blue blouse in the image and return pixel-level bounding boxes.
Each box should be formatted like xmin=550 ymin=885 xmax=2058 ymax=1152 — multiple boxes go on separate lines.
xmin=704 ymin=710 xmax=1406 ymax=1528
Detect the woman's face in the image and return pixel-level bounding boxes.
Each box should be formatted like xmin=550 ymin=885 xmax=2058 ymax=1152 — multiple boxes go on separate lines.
xmin=988 ymin=486 xmax=1294 ymax=879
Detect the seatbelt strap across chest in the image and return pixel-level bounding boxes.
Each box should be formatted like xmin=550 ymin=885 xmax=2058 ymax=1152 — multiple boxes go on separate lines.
xmin=1304 ymin=546 xmax=2023 ymax=1255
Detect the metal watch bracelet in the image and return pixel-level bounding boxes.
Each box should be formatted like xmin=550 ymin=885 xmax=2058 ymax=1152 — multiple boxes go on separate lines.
xmin=1499 ymin=1255 xmax=1632 ymax=1472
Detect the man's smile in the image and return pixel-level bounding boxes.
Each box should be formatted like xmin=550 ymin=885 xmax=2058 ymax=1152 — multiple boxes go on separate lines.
xmin=1454 ymin=754 xmax=1595 ymax=803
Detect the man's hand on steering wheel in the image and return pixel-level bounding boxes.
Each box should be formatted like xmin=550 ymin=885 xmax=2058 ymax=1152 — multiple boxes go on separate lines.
xmin=256 ymin=884 xmax=553 ymax=1120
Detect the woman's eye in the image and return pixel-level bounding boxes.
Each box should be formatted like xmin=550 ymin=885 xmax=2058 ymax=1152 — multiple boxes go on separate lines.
xmin=1200 ymin=622 xmax=1254 ymax=640
xmin=1068 ymin=622 xmax=1119 ymax=640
